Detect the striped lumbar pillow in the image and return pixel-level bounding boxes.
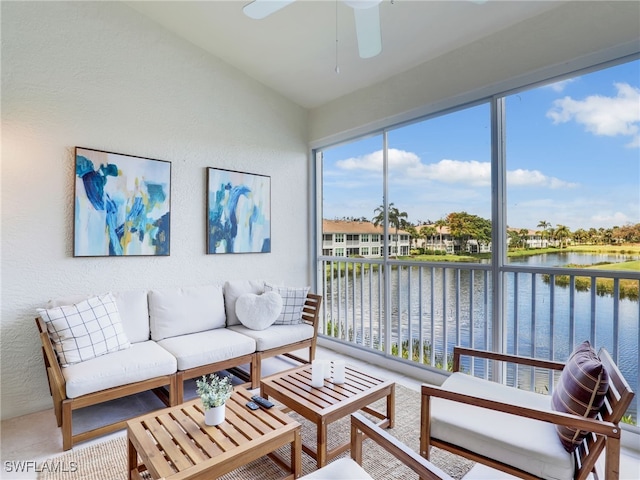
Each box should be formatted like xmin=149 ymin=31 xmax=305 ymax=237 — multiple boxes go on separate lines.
xmin=551 ymin=341 xmax=609 ymax=452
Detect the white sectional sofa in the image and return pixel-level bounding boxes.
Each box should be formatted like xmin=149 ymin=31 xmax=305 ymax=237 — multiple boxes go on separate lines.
xmin=35 ymin=281 xmax=322 ymax=450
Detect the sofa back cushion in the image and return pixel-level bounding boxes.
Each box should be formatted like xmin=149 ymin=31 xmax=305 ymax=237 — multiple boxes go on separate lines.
xmin=149 ymin=285 xmax=226 ymax=341
xmin=224 ymin=280 xmax=265 ymax=326
xmin=46 ymin=289 xmax=150 ymax=344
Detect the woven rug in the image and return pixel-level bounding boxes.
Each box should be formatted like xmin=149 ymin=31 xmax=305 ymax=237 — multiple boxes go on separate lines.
xmin=38 ymin=385 xmax=474 ymax=479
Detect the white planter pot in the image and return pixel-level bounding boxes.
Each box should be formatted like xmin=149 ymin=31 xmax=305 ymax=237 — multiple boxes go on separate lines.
xmin=204 ymin=404 xmax=225 ymax=426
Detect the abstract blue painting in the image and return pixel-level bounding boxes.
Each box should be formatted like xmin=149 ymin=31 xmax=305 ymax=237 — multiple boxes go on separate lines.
xmin=74 ymin=147 xmax=171 ymax=256
xmin=207 ymin=168 xmax=271 ymax=254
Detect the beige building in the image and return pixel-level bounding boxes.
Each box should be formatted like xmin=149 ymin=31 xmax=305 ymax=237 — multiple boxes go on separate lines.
xmin=322 ymin=220 xmax=411 ymax=258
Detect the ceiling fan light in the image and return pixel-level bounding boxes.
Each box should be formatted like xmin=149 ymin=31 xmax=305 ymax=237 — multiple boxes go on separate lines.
xmin=353 ymin=5 xmax=382 ymax=58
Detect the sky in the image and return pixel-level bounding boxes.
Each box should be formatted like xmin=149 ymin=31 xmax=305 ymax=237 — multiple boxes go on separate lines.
xmin=321 ymin=59 xmax=640 ymax=231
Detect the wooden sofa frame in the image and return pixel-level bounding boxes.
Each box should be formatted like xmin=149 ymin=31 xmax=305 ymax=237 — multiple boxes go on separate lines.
xmin=420 ymin=346 xmax=635 ymax=480
xmin=35 ymin=293 xmax=322 ymax=451
xmin=253 ymin=292 xmax=323 ymax=381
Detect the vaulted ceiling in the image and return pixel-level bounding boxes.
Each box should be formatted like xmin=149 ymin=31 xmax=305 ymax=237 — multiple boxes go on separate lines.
xmin=125 ymin=1 xmax=567 ymax=109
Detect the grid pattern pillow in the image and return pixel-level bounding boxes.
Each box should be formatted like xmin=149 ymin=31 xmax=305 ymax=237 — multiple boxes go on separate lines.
xmin=551 ymin=341 xmax=609 ymax=452
xmin=264 ymin=283 xmax=310 ymax=325
xmin=37 ymin=293 xmax=131 ymax=367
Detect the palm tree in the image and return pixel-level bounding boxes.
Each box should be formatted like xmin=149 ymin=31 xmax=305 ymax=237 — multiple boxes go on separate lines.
xmin=419 ymin=225 xmax=437 ymax=252
xmin=537 ymin=220 xmax=551 ymax=246
xmin=555 ymin=224 xmax=571 ymax=249
xmin=434 ymin=218 xmax=447 ymax=253
xmin=372 ymin=202 xmax=408 ymax=257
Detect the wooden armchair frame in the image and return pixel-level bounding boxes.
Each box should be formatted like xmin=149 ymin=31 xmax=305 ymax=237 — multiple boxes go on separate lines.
xmin=420 ymin=346 xmax=634 ymax=480
xmin=351 ymin=412 xmax=452 ymax=480
xmin=36 ymin=317 xmax=177 ymax=451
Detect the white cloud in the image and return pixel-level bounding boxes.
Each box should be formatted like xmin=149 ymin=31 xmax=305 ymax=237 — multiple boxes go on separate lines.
xmin=507 ymin=169 xmax=578 ymax=189
xmin=591 ymin=211 xmax=631 ymax=225
xmin=336 ymin=149 xmax=575 ymax=189
xmin=545 ymin=78 xmax=576 ymax=93
xmin=546 ymin=82 xmax=640 ymax=148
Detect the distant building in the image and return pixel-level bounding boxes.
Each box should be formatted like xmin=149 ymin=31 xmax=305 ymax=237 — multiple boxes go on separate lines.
xmin=322 ymin=220 xmax=411 ymax=258
xmin=415 ymin=224 xmax=491 ymax=254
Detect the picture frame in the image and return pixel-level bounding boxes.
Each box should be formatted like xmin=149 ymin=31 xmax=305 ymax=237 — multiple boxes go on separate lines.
xmin=74 ymin=147 xmax=171 ymax=257
xmin=206 ymin=167 xmax=271 ymax=254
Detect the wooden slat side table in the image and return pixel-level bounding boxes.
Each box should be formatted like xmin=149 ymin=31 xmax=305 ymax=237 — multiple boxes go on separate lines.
xmin=260 ymin=364 xmax=395 ymax=468
xmin=127 ymin=388 xmax=301 ymax=480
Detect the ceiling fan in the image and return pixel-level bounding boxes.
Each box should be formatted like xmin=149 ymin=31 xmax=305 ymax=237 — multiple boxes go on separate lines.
xmin=243 ymin=0 xmax=383 ymax=59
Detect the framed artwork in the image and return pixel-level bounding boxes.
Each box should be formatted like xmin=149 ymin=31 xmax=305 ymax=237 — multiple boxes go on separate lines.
xmin=74 ymin=147 xmax=171 ymax=257
xmin=207 ymin=167 xmax=271 ymax=254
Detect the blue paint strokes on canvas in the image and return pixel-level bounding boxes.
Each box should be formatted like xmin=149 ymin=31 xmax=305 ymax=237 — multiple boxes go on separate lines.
xmin=75 ymin=153 xmax=170 ymax=256
xmin=208 ymin=173 xmax=270 ymax=254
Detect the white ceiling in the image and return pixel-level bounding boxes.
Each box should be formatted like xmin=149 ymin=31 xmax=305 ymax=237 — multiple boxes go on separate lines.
xmin=125 ymin=0 xmax=566 ymax=109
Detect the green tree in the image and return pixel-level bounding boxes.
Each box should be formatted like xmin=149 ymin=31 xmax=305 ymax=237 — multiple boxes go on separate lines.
xmin=446 ymin=212 xmax=491 ymax=253
xmin=537 ymin=220 xmax=551 ymax=245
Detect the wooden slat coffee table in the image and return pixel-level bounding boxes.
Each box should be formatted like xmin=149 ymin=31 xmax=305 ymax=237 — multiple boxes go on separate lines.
xmin=127 ymin=388 xmax=301 ymax=480
xmin=260 ymin=364 xmax=395 ymax=468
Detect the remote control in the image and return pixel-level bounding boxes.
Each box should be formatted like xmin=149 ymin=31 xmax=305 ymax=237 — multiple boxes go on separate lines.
xmin=246 ymin=401 xmax=259 ymax=410
xmin=251 ymin=395 xmax=274 ymax=409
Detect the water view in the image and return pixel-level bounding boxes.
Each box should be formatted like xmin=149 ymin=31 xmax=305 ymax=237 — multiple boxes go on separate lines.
xmin=321 ymin=252 xmax=639 ymax=423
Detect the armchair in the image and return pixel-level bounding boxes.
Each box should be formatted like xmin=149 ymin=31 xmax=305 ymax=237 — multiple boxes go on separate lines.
xmin=420 ymin=346 xmax=634 ymax=480
xmin=302 ymin=412 xmax=451 ymax=479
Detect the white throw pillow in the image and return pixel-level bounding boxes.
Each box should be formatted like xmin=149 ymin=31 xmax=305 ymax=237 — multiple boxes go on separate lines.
xmin=224 ymin=280 xmax=265 ymax=326
xmin=235 ymin=292 xmax=283 ymax=331
xmin=37 ymin=292 xmax=131 ymax=367
xmin=264 ymin=283 xmax=310 ymax=325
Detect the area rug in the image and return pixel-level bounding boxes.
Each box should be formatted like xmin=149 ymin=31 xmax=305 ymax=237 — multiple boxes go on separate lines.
xmin=38 ymin=385 xmax=474 ymax=479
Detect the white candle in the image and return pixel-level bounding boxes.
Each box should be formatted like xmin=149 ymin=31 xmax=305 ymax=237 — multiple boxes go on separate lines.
xmin=333 ymin=360 xmax=346 ymax=384
xmin=322 ymin=359 xmax=332 ymax=379
xmin=311 ymin=360 xmax=324 ymax=388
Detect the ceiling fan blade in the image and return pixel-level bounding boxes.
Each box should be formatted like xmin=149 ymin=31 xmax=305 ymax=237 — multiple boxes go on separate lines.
xmin=243 ymin=0 xmax=296 ymax=20
xmin=352 ymin=4 xmax=382 ymax=58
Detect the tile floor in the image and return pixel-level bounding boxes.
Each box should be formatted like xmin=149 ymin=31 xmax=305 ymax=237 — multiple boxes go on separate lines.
xmin=1 ymin=345 xmax=639 ymax=479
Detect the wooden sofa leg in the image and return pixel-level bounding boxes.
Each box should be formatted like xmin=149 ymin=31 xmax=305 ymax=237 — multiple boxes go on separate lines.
xmin=251 ymin=354 xmax=261 ymax=390
xmin=173 ymin=372 xmax=184 ymax=406
xmin=62 ymin=399 xmax=73 ymax=451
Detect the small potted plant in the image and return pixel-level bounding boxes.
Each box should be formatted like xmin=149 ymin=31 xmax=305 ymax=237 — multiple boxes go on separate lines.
xmin=196 ymin=373 xmax=233 ymax=426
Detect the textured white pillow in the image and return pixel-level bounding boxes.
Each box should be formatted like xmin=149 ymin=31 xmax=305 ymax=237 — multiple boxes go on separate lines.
xmin=224 ymin=280 xmax=265 ymax=326
xmin=37 ymin=292 xmax=131 ymax=367
xmin=264 ymin=283 xmax=310 ymax=325
xmin=235 ymin=292 xmax=283 ymax=331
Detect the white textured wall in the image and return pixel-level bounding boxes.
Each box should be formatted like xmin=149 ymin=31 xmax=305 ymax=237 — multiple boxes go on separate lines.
xmin=1 ymin=2 xmax=308 ymax=419
xmin=309 ymin=1 xmax=640 ymax=144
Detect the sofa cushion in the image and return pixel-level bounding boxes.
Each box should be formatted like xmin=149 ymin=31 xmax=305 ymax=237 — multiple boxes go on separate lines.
xmin=431 ymin=372 xmax=573 ymax=480
xmin=551 ymin=341 xmax=609 ymax=452
xmin=224 ymin=280 xmax=265 ymax=326
xmin=236 ymin=292 xmax=283 ymax=330
xmin=38 ymin=293 xmax=131 ymax=367
xmin=157 ymin=329 xmax=256 ymax=371
xmin=228 ymin=323 xmax=314 ymax=352
xmin=149 ymin=285 xmax=226 ymax=341
xmin=263 ymin=283 xmax=310 ymax=325
xmin=62 ymin=341 xmax=177 ymax=398
xmin=46 ymin=290 xmax=150 ymax=344
xmin=300 ymin=458 xmax=372 ymax=479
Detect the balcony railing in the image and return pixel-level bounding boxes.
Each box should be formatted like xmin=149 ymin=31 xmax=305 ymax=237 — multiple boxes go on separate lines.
xmin=318 ymin=256 xmax=639 ymax=425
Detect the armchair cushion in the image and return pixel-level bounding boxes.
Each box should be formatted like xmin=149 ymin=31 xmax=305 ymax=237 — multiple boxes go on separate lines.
xmin=431 ymin=372 xmax=573 ymax=480
xmin=228 ymin=323 xmax=315 ymax=351
xmin=551 ymin=341 xmax=609 ymax=452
